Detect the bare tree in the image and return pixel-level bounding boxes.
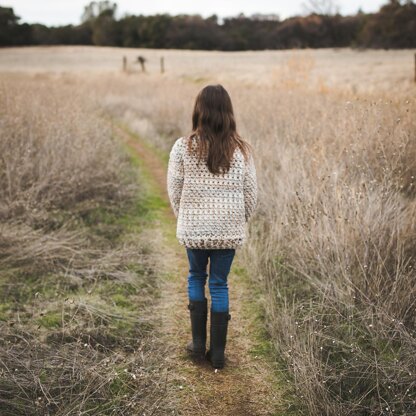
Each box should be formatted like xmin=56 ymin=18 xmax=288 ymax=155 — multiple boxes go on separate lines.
xmin=301 ymin=0 xmax=340 ymax=15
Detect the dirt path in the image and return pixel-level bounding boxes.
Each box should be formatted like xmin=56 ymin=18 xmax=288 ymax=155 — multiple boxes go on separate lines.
xmin=114 ymin=124 xmax=289 ymax=416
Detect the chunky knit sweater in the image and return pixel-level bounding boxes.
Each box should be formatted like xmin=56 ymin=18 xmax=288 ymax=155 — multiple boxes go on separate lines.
xmin=167 ymin=136 xmax=257 ymax=249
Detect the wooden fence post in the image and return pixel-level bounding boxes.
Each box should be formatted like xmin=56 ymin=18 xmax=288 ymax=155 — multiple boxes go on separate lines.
xmin=160 ymin=56 xmax=165 ymax=74
xmin=122 ymin=56 xmax=127 ymax=73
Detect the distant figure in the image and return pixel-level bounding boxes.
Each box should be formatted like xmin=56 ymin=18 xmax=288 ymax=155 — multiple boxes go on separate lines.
xmin=137 ymin=56 xmax=146 ymax=72
xmin=167 ymin=85 xmax=258 ymax=369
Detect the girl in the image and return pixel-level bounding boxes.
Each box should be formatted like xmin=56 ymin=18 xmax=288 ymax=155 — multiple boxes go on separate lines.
xmin=167 ymin=84 xmax=258 ymax=369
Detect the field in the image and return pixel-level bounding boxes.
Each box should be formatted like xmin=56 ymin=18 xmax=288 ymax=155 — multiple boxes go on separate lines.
xmin=1 ymin=46 xmax=414 ymax=94
xmin=1 ymin=46 xmax=415 ymax=415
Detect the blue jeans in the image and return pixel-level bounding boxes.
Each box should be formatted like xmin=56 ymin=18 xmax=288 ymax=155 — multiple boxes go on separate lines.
xmin=186 ymin=248 xmax=236 ymax=312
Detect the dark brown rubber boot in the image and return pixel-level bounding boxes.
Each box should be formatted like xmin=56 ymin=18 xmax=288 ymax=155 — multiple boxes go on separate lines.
xmin=186 ymin=298 xmax=208 ymax=358
xmin=205 ymin=310 xmax=231 ymax=369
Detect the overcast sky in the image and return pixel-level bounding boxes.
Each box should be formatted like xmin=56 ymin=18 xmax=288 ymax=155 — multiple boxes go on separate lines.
xmin=5 ymin=0 xmax=388 ymax=26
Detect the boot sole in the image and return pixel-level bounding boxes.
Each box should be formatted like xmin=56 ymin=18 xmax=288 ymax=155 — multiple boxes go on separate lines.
xmin=186 ymin=346 xmax=206 ymax=359
xmin=205 ymin=350 xmax=225 ymax=369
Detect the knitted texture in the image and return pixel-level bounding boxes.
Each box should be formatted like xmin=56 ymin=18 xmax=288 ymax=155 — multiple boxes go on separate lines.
xmin=167 ymin=136 xmax=257 ymax=249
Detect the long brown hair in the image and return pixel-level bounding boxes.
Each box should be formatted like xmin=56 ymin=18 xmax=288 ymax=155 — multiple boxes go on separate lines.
xmin=187 ymin=84 xmax=251 ymax=175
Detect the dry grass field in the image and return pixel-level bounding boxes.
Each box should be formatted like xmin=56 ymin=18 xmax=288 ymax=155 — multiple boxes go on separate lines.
xmin=1 ymin=45 xmax=414 ymax=94
xmin=1 ymin=46 xmax=415 ymax=415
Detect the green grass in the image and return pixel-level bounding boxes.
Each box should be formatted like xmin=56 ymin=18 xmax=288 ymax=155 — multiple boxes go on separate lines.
xmin=108 ymin=369 xmax=132 ymax=395
xmin=0 ymin=303 xmax=11 ymax=321
xmin=37 ymin=311 xmax=62 ymax=329
xmin=117 ymin=125 xmax=181 ymax=251
xmin=111 ymin=293 xmax=135 ymax=310
xmin=119 ymin=143 xmax=169 ymax=227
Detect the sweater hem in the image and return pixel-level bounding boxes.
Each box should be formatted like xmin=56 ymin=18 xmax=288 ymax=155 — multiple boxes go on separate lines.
xmin=178 ymin=237 xmax=244 ymax=249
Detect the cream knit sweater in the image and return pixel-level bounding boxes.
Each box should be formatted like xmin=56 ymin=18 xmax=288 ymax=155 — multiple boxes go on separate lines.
xmin=167 ymin=136 xmax=258 ymax=249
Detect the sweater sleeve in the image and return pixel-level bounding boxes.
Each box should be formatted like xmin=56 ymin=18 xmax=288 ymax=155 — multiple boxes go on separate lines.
xmin=243 ymin=151 xmax=258 ymax=222
xmin=167 ymin=138 xmax=185 ymax=218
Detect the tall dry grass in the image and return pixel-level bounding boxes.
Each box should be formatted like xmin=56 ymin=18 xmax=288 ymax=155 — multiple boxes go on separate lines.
xmin=0 ymin=74 xmax=172 ymax=415
xmin=0 ymin=75 xmax=133 ymax=221
xmin=99 ymin=71 xmax=416 ymax=415
xmin=0 ymin=74 xmax=137 ymax=273
xmin=238 ymin=87 xmax=416 ymax=415
xmin=4 ymin=47 xmax=411 ymax=413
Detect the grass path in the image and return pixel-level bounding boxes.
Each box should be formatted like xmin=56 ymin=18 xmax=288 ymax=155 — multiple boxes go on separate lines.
xmin=114 ymin=123 xmax=295 ymax=416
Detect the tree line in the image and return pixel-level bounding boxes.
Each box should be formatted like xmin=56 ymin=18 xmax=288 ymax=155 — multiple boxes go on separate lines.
xmin=1 ymin=0 xmax=415 ymax=49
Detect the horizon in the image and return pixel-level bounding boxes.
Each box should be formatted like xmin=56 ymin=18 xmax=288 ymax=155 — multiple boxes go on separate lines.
xmin=4 ymin=0 xmax=388 ymax=26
